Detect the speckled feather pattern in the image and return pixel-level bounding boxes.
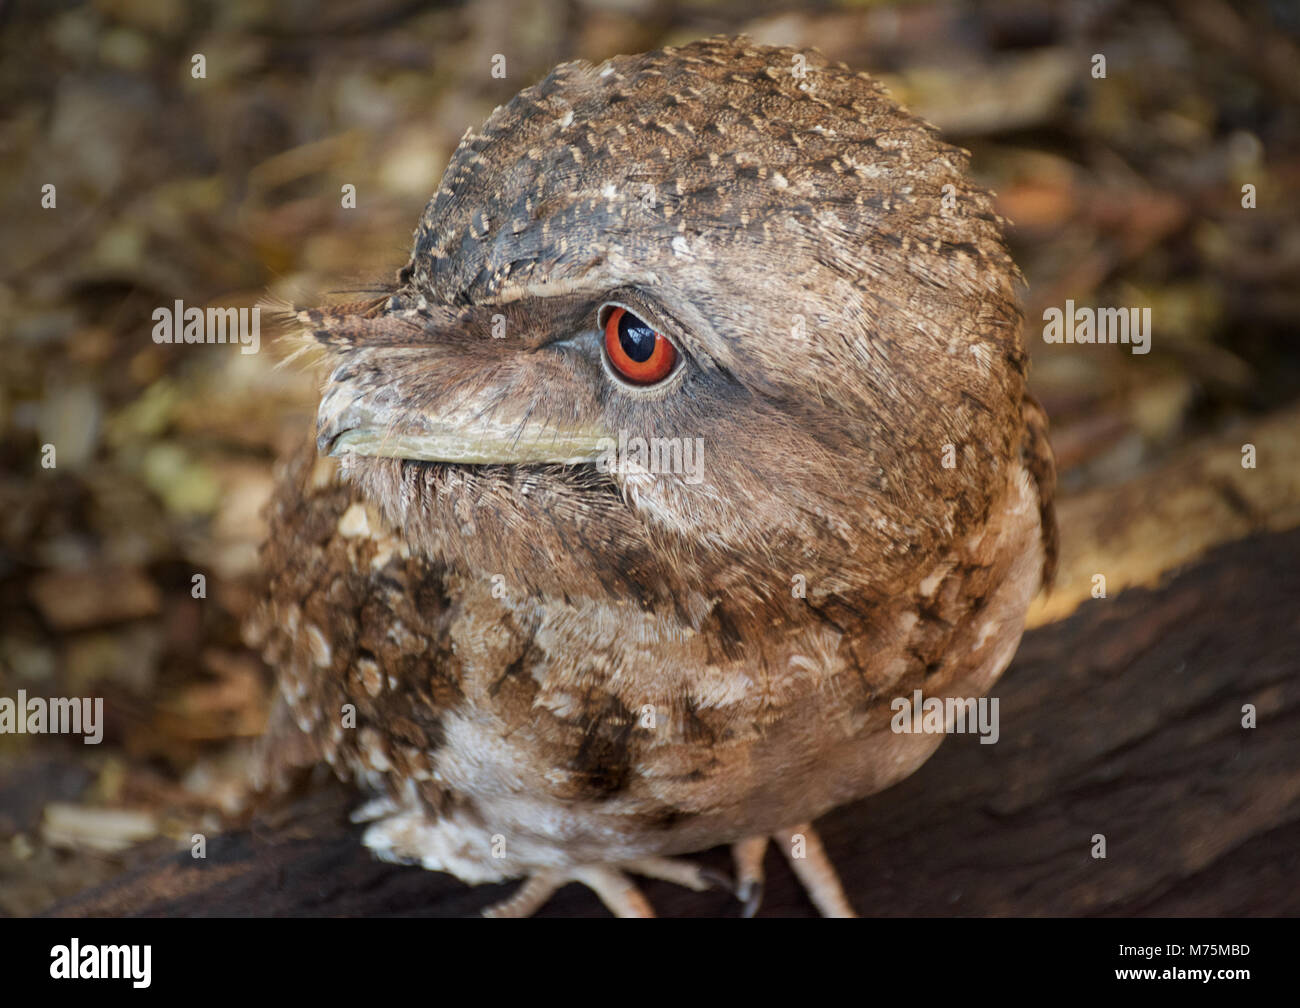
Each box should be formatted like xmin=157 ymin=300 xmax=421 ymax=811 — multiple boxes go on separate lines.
xmin=249 ymin=37 xmax=1057 ymax=889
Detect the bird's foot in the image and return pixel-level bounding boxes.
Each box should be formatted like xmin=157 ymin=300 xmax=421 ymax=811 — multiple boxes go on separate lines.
xmin=732 ymin=823 xmax=858 ymax=918
xmin=481 ymin=856 xmax=730 ymax=918
xmin=482 ymin=822 xmax=855 ymax=917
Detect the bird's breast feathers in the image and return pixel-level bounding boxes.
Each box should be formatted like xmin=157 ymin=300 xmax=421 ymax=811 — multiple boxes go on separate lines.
xmin=253 ymin=436 xmax=1045 ymax=876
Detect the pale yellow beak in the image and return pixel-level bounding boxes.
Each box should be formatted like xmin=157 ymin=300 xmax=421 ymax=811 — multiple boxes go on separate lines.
xmin=318 ymin=379 xmax=610 ymax=466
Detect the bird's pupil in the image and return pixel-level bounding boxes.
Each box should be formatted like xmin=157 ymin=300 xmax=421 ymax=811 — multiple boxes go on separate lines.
xmin=618 ymin=312 xmax=657 ymax=363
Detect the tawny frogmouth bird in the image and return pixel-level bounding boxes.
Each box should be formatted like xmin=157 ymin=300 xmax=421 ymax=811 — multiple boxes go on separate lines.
xmin=249 ymin=36 xmax=1057 ymax=917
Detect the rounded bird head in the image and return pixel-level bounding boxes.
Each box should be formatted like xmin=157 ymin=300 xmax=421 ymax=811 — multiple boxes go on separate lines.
xmin=309 ymin=37 xmax=1030 ymax=630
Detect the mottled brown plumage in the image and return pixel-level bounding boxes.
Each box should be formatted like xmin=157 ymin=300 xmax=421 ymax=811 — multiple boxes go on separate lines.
xmin=248 ymin=36 xmax=1057 ymax=917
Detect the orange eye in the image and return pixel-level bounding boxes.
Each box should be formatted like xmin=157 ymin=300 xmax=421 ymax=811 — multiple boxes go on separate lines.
xmin=603 ymin=307 xmax=678 ymax=385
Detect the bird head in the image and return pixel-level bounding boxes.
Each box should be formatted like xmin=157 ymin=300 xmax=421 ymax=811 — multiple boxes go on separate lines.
xmin=307 ymin=37 xmax=1028 ymax=631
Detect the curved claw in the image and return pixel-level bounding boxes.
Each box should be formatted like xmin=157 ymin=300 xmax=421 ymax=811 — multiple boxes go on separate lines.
xmin=732 ymin=834 xmax=769 ymax=917
xmin=737 ymin=878 xmax=764 ymax=918
xmin=626 ymin=856 xmax=730 ymax=894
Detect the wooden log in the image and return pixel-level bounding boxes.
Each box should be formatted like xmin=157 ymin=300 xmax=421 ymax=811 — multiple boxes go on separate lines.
xmin=50 ymin=526 xmax=1300 ymax=916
